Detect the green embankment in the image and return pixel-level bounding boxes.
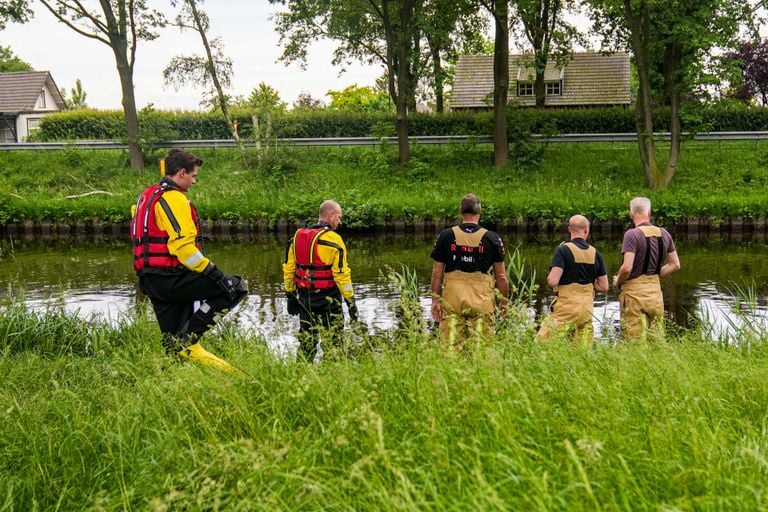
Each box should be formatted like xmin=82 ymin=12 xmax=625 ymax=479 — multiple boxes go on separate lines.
xmin=1 ymin=302 xmax=768 ymax=510
xmin=1 ymin=141 xmax=767 ymax=228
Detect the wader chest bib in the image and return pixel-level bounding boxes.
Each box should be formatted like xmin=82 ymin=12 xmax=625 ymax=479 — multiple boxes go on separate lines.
xmin=538 ymin=242 xmax=597 ymax=342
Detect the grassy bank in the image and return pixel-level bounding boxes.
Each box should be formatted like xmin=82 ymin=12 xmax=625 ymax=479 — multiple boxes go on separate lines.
xmin=2 ymin=301 xmax=768 ymax=510
xmin=2 ymin=141 xmax=768 ymax=229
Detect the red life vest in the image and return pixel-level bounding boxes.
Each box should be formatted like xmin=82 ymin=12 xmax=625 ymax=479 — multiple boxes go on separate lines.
xmin=293 ymin=227 xmax=336 ymax=290
xmin=131 ymin=182 xmax=201 ymax=272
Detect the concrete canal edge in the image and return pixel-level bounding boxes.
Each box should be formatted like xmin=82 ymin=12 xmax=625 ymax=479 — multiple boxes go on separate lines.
xmin=1 ymin=216 xmax=766 ymax=240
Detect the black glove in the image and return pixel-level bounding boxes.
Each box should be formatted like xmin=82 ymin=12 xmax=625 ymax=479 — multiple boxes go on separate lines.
xmin=286 ymin=291 xmax=300 ymax=316
xmin=204 ymin=263 xmax=243 ymax=302
xmin=346 ymin=297 xmax=359 ymax=323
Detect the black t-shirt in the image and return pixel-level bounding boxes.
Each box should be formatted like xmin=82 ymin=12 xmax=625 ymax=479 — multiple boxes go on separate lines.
xmin=550 ymin=238 xmax=607 ymax=286
xmin=430 ymin=223 xmax=505 ymax=273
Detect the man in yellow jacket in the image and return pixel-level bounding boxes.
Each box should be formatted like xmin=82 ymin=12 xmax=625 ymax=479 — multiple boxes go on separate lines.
xmin=283 ymin=200 xmax=357 ymax=361
xmin=131 ymin=148 xmax=248 ymax=372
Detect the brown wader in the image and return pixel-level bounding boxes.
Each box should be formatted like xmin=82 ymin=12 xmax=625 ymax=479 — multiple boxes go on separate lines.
xmin=438 ymin=226 xmax=496 ymax=352
xmin=619 ymin=225 xmax=665 ymax=340
xmin=537 ymin=243 xmax=596 ymax=345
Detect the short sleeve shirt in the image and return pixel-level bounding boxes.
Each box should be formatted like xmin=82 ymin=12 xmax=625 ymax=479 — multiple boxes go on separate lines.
xmin=621 ymin=223 xmax=676 ymax=280
xmin=550 ymin=238 xmax=607 ymax=286
xmin=430 ymin=223 xmax=505 ymax=273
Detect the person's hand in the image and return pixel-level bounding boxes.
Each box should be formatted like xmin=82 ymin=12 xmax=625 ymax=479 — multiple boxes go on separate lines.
xmin=346 ymin=297 xmax=359 ymax=322
xmin=286 ymin=291 xmax=300 ymax=316
xmin=431 ymin=300 xmax=442 ymax=322
xmin=499 ymin=299 xmax=509 ymax=318
xmin=612 ymin=274 xmax=620 ymax=288
xmin=204 ymin=263 xmax=243 ymax=302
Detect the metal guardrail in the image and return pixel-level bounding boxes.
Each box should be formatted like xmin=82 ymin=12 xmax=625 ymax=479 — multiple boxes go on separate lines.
xmin=2 ymin=132 xmax=768 ymax=150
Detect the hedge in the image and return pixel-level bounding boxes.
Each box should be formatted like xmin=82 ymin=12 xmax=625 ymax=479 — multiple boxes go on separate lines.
xmin=32 ymin=104 xmax=768 ymax=142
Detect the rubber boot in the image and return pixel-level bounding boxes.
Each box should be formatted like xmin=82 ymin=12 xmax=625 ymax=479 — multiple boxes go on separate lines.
xmin=178 ymin=342 xmax=239 ymax=374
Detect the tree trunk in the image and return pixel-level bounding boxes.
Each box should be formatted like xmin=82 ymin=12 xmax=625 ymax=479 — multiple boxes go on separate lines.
xmin=661 ymin=42 xmax=683 ymax=189
xmin=492 ymin=0 xmax=509 ymax=167
xmin=624 ymin=0 xmax=657 ymax=188
xmin=188 ymin=0 xmax=245 ymax=158
xmin=534 ymin=68 xmax=546 ymax=108
xmin=113 ymin=45 xmax=144 ymax=170
xmin=430 ymin=43 xmax=444 ymax=113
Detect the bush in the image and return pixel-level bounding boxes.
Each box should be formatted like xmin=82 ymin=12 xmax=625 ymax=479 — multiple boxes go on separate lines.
xmin=33 ymin=104 xmax=768 ymax=143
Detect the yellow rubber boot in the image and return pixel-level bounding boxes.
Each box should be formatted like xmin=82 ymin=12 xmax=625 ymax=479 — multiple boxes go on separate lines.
xmin=178 ymin=342 xmax=239 ymax=374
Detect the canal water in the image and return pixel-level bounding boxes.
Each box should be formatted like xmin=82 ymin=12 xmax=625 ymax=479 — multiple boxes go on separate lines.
xmin=2 ymin=232 xmax=767 ymax=352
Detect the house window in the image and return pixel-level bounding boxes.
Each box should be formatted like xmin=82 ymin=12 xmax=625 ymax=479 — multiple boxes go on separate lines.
xmin=546 ymin=81 xmax=562 ymax=95
xmin=37 ymin=91 xmax=46 ymax=109
xmin=517 ymin=82 xmax=534 ymax=96
xmin=27 ymin=117 xmax=42 ymax=135
xmin=0 ymin=126 xmax=13 ymax=143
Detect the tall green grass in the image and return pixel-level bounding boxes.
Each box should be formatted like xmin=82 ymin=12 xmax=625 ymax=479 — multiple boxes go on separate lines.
xmin=2 ymin=297 xmax=768 ymax=510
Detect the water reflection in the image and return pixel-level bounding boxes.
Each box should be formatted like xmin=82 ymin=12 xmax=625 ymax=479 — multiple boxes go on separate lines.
xmin=3 ymin=232 xmax=768 ymax=346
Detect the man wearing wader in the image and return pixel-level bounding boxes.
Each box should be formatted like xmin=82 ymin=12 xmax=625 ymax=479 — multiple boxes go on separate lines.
xmin=613 ymin=197 xmax=681 ymax=340
xmin=131 ymin=148 xmax=248 ymax=372
xmin=283 ymin=200 xmax=358 ymax=361
xmin=537 ymin=215 xmax=609 ymax=345
xmin=430 ymin=194 xmax=510 ymax=351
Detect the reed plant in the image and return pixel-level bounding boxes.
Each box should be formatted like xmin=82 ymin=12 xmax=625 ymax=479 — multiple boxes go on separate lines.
xmin=3 ymin=300 xmax=768 ymax=510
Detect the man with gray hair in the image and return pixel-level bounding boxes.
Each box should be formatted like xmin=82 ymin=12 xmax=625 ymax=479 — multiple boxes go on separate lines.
xmin=283 ymin=199 xmax=358 ymax=361
xmin=613 ymin=197 xmax=681 ymax=340
xmin=537 ymin=214 xmax=609 ymax=344
xmin=430 ymin=193 xmax=509 ymax=351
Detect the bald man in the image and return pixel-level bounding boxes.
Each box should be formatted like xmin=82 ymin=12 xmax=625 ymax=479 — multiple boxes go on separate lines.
xmin=537 ymin=215 xmax=609 ymax=344
xmin=283 ymin=200 xmax=358 ymax=361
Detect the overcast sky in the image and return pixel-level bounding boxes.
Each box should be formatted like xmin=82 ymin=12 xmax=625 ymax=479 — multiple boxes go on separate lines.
xmin=2 ymin=0 xmax=384 ymax=110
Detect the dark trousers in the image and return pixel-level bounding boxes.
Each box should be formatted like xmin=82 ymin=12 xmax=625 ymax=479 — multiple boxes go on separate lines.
xmin=138 ymin=269 xmax=247 ymax=354
xmin=296 ymin=288 xmax=344 ymax=361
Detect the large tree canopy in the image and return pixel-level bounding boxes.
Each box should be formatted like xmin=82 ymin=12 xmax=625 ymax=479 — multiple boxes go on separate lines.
xmin=589 ymin=0 xmax=754 ymax=189
xmin=38 ymin=0 xmax=165 ymax=170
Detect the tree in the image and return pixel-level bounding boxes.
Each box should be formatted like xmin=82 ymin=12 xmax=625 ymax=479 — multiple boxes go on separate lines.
xmin=0 ymin=45 xmax=32 ymax=71
xmin=241 ymin=82 xmax=287 ymax=147
xmin=271 ymin=0 xmax=422 ymax=165
xmin=477 ymin=0 xmax=510 ymax=167
xmin=38 ymin=0 xmax=165 ymax=170
xmin=513 ymin=0 xmax=583 ymax=107
xmin=589 ymin=0 xmax=751 ymax=189
xmin=326 ymin=84 xmax=394 ymax=112
xmin=419 ymin=0 xmax=487 ymax=112
xmin=61 ymin=79 xmax=89 ymax=109
xmin=292 ymin=91 xmax=326 ymax=110
xmin=164 ymin=0 xmax=242 ymax=149
xmin=0 ymin=0 xmax=31 ymax=30
xmin=727 ymin=40 xmax=768 ymax=105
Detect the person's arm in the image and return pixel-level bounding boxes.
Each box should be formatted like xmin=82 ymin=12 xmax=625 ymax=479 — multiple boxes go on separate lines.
xmin=660 ymin=250 xmax=681 ymax=277
xmin=325 ymin=233 xmax=354 ymax=300
xmin=547 ymin=266 xmax=564 ymax=289
xmin=613 ymin=252 xmax=635 ymax=288
xmin=594 ymin=274 xmax=609 ymax=293
xmin=282 ymin=237 xmax=297 ymax=293
xmin=430 ymin=261 xmax=445 ymax=322
xmin=155 ymin=191 xmax=210 ymax=273
xmin=493 ymin=260 xmax=510 ymax=317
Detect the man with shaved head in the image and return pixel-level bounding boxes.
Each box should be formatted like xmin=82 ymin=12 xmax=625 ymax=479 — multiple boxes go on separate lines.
xmin=283 ymin=199 xmax=358 ymax=361
xmin=537 ymin=214 xmax=609 ymax=344
xmin=613 ymin=197 xmax=680 ymax=340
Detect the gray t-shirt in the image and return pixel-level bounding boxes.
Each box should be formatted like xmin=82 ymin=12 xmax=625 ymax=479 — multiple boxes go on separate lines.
xmin=621 ymin=223 xmax=676 ymax=280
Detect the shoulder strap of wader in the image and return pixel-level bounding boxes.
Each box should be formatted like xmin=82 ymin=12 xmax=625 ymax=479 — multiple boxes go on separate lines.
xmin=638 ymin=225 xmax=663 ymax=275
xmin=451 ymin=225 xmax=488 ymax=247
xmin=564 ymin=242 xmax=596 ymax=265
